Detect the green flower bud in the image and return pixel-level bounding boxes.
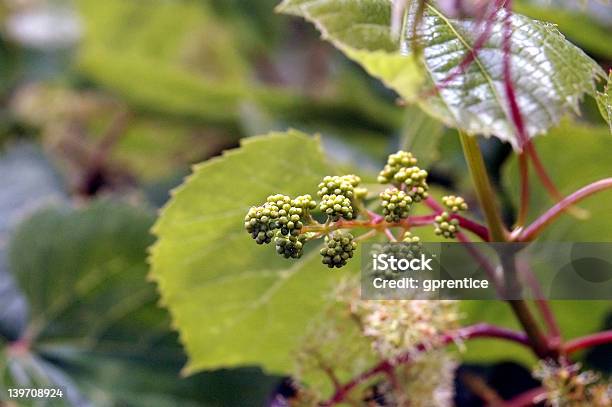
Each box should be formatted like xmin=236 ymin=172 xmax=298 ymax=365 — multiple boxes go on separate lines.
xmin=434 ymin=212 xmax=460 ymax=239
xmin=380 ymin=187 xmax=413 ymax=223
xmin=442 ymin=195 xmax=468 ymax=213
xmin=320 ymin=231 xmax=357 ymax=268
xmin=377 ymin=151 xmax=418 ymax=183
xmin=275 ymin=232 xmax=307 ymax=259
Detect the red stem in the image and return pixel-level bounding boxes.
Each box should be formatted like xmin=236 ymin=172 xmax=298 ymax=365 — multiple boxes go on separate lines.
xmin=564 ymin=330 xmax=612 ymax=354
xmin=516 ymin=257 xmax=561 ymax=343
xmin=455 ymin=232 xmax=504 ymax=291
xmin=501 ymin=0 xmax=529 ymax=149
xmin=407 ymin=214 xmax=437 ymax=226
xmin=322 ymin=324 xmax=529 ymax=406
xmin=524 ymin=142 xmax=588 ymax=220
xmin=455 ymin=215 xmax=490 ymax=241
xmin=423 ymin=197 xmax=490 ymax=241
xmin=516 ymin=152 xmax=530 ymax=227
xmin=518 ymin=178 xmax=612 ymax=241
xmin=504 ymin=386 xmax=546 ymax=407
xmin=424 ymin=196 xmax=445 ymax=212
xmin=500 ymin=2 xmax=574 ymax=218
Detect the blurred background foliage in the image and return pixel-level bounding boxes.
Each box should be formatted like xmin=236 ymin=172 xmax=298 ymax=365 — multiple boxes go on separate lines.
xmin=0 ymin=0 xmax=610 ymax=405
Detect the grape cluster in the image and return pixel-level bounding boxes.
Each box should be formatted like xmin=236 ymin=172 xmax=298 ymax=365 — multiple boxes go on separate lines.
xmin=320 ymin=231 xmax=357 ymax=268
xmin=317 ymin=175 xmax=358 ymax=221
xmin=393 ymin=166 xmax=429 ymax=202
xmin=377 ymin=151 xmax=429 ymax=202
xmin=245 ymin=194 xmax=315 ymax=244
xmin=275 ymin=233 xmax=307 ymax=259
xmin=245 ymin=150 xmax=473 ymax=270
xmin=293 ymin=194 xmax=317 ymax=211
xmin=434 ymin=212 xmax=460 ymax=239
xmin=377 ymin=151 xmax=418 ymax=183
xmin=262 ymin=194 xmax=300 ymax=237
xmin=442 ymin=195 xmax=468 ymax=213
xmin=244 ymin=195 xmax=287 ymax=244
xmin=379 ymin=188 xmax=412 ymax=223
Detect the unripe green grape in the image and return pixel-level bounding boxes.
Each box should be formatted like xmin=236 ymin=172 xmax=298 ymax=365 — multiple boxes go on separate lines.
xmin=320 ymin=231 xmax=357 ymax=268
xmin=442 ymin=195 xmax=468 ymax=213
xmin=434 ymin=212 xmax=460 ymax=239
xmin=244 ymin=204 xmax=279 ymax=244
xmin=317 ymin=175 xmax=355 ymax=198
xmin=275 ymin=232 xmax=307 ymax=259
xmin=277 ymin=195 xmax=318 ymax=236
xmin=393 ymin=166 xmax=429 ymax=202
xmin=293 ymin=194 xmax=317 ymax=210
xmin=377 ymin=151 xmax=418 ymax=184
xmin=317 ymin=175 xmax=357 ymax=221
xmin=379 ymin=187 xmax=412 ymax=223
xmin=340 ymin=174 xmax=361 ymax=187
xmin=245 ymin=193 xmax=315 ymax=243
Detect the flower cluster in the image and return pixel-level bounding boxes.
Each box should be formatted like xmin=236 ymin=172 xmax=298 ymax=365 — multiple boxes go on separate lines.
xmin=244 ymin=151 xmax=475 ymax=267
xmin=380 ymin=187 xmax=412 ymax=222
xmin=442 ymin=195 xmax=468 ymax=213
xmin=317 ymin=175 xmax=360 ymax=221
xmin=434 ymin=195 xmax=468 ymax=239
xmin=244 ymin=194 xmax=314 ymax=245
xmin=320 ymin=231 xmax=357 ymax=268
xmin=350 ymin=297 xmax=461 ymax=358
xmin=378 ymin=151 xmax=429 ymax=202
xmin=434 ymin=212 xmax=461 ymax=239
xmin=534 ymin=361 xmax=612 ymax=406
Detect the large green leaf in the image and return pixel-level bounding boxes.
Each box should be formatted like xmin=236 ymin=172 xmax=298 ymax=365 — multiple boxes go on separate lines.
xmin=278 ymin=0 xmax=605 ymax=150
xmin=149 ymin=130 xmax=358 ymax=376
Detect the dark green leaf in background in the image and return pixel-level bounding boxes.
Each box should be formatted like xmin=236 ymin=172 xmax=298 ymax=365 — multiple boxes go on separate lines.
xmin=1 ymin=201 xmax=279 ymax=406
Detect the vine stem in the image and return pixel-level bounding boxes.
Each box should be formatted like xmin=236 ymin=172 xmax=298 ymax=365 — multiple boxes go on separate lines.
xmin=458 ymin=131 xmax=555 ymax=359
xmin=517 ymin=178 xmax=612 ymax=241
xmin=459 ymin=131 xmax=507 ymax=242
xmin=524 ymin=142 xmax=589 ymax=219
xmin=516 ymin=257 xmax=561 ymax=342
xmin=564 ymin=330 xmax=612 ymax=354
xmin=516 ymin=152 xmax=530 ymax=227
xmin=301 ymin=213 xmax=490 ymax=241
xmin=321 ymin=324 xmax=529 ymax=406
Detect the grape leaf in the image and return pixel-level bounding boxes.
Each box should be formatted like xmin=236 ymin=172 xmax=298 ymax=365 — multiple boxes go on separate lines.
xmin=596 ymin=71 xmax=612 ymax=134
xmin=149 ymin=130 xmax=357 ymax=376
xmin=515 ymin=1 xmax=612 ymax=59
xmin=277 ymin=0 xmax=605 ymax=150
